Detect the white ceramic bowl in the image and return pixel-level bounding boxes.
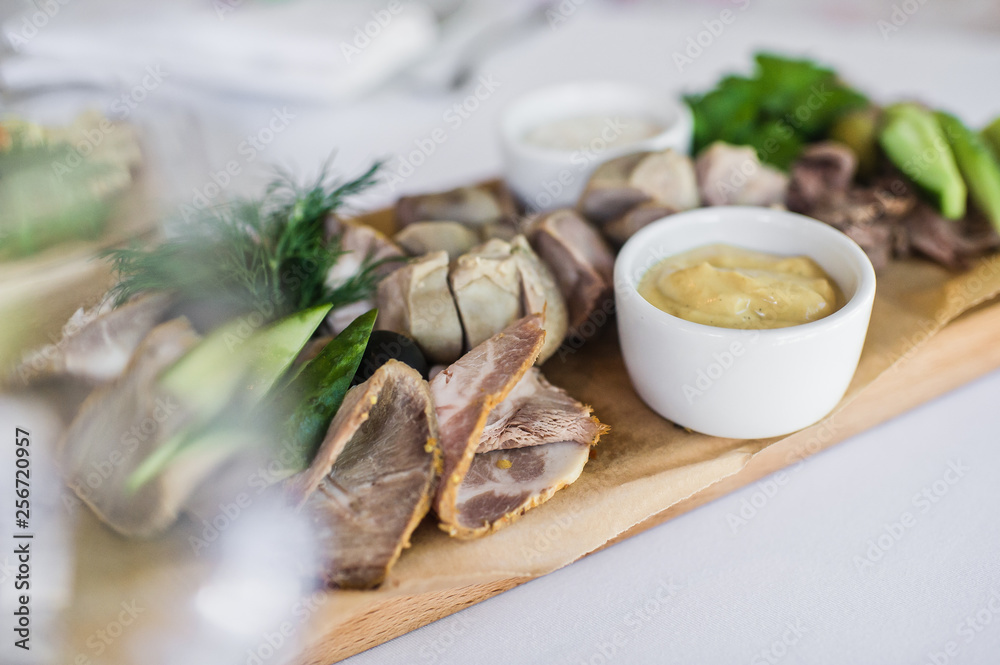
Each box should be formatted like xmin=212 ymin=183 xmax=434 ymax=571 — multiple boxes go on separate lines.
xmin=499 ymin=81 xmax=692 ymax=211
xmin=615 ymin=207 xmax=877 ymax=439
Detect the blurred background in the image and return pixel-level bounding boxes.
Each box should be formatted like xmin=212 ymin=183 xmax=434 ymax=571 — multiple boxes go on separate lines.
xmin=2 ymin=0 xmax=1000 ymax=214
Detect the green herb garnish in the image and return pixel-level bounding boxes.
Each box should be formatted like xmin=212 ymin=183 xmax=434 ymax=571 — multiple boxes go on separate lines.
xmin=104 ymin=161 xmax=385 ymax=321
xmin=684 ymin=52 xmax=869 ymax=169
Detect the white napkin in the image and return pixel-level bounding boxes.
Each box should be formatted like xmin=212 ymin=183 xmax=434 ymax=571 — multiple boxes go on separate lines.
xmin=1 ymin=0 xmax=439 ymax=103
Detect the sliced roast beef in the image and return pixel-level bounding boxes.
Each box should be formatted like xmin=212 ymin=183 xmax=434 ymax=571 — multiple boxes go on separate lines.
xmin=290 ymin=360 xmax=440 ymax=589
xmin=786 ymin=141 xmax=858 ymax=213
xmin=902 ymin=204 xmax=1000 ymax=271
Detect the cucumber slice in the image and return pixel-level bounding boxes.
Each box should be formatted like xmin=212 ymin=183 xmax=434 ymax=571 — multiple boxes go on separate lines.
xmin=279 ymin=308 xmax=376 ymax=473
xmin=936 ymin=111 xmax=1000 ymax=231
xmin=128 ymin=304 xmax=331 ymax=490
xmin=879 ymin=103 xmax=966 ymax=220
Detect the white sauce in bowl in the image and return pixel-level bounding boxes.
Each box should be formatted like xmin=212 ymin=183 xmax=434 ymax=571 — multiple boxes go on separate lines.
xmin=522 ymin=114 xmax=664 ymax=151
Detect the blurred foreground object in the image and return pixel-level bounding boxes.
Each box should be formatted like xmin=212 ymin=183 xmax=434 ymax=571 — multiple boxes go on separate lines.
xmin=0 ymin=111 xmax=148 ymax=371
xmin=0 ymin=0 xmax=438 ymax=103
xmin=0 ymin=112 xmax=141 ymax=259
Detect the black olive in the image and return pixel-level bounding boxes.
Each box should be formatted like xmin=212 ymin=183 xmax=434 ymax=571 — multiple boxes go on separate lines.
xmin=352 ymin=330 xmax=429 ymax=385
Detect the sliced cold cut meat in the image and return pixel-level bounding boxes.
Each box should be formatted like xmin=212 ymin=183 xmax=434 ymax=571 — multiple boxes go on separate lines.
xmin=695 ymin=141 xmax=788 ymax=207
xmin=526 ymin=209 xmax=614 ymax=333
xmin=15 ymin=292 xmax=173 ymax=386
xmin=394 ymin=221 xmax=480 ymax=260
xmin=58 ymin=317 xmax=208 ymax=537
xmin=431 ymin=315 xmax=544 ymax=537
xmin=289 ymin=360 xmax=441 ymax=589
xmin=449 ymin=238 xmax=523 ymax=351
xmin=395 ymin=184 xmax=516 ymax=229
xmin=431 ymin=316 xmax=604 ymax=538
xmin=511 ymin=236 xmax=568 ymax=364
xmin=579 ymin=149 xmax=699 ymax=226
xmin=376 ymin=251 xmax=464 ymax=363
xmin=478 ymin=368 xmax=606 ymax=453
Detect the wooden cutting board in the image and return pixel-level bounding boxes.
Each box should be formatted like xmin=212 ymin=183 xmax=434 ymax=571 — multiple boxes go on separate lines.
xmin=287 ymin=195 xmax=1000 ymax=663
xmin=295 ymin=297 xmax=1000 ymax=664
xmin=35 ymin=186 xmax=1000 ymax=665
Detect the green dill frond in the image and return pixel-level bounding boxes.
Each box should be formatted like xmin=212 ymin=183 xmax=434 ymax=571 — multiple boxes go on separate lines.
xmin=102 ymin=161 xmax=385 ymax=321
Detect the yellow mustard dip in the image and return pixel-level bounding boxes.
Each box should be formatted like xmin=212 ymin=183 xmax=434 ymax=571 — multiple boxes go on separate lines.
xmin=638 ymin=243 xmax=843 ymax=329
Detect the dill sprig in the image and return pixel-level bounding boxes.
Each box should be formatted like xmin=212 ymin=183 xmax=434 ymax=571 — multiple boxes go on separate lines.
xmin=104 ymin=161 xmax=386 ymax=321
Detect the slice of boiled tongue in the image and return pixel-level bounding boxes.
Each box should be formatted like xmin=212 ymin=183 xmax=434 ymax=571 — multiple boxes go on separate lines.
xmin=59 ymin=317 xmax=208 ymax=537
xmin=376 ymin=250 xmax=464 ymax=364
xmin=525 ymin=209 xmax=614 ymax=335
xmin=289 ymin=360 xmax=441 ymax=589
xmin=430 ymin=315 xmax=605 ymax=539
xmin=14 ymin=292 xmax=173 ymax=387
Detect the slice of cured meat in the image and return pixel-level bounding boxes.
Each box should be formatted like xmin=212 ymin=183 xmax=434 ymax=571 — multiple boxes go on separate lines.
xmin=376 ymin=251 xmax=464 ymax=363
xmin=526 ymin=209 xmax=614 ymax=334
xmin=15 ymin=292 xmax=172 ymax=386
xmin=449 ymin=238 xmax=523 ymax=351
xmin=394 ymin=221 xmax=481 ymax=260
xmin=430 ymin=315 xmax=604 ymax=538
xmin=478 ymin=368 xmax=605 ymax=453
xmin=289 ymin=360 xmax=440 ymax=589
xmin=59 ymin=318 xmax=209 ymax=537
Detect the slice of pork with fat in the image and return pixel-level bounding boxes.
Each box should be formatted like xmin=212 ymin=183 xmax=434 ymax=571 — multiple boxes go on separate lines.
xmin=430 ymin=315 xmax=605 ymax=539
xmin=289 ymin=360 xmax=441 ymax=589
